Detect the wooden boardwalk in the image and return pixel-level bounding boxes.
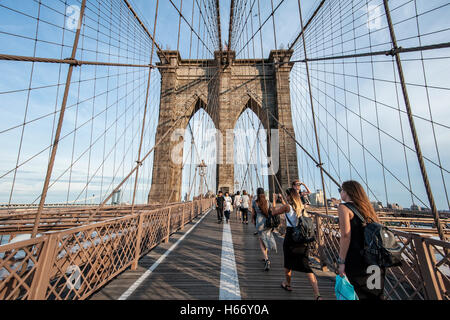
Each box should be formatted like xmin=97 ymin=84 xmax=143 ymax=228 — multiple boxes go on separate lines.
xmin=91 ymin=208 xmax=336 ymax=300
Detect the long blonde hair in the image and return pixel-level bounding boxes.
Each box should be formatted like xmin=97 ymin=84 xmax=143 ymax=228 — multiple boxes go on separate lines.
xmin=287 ymin=188 xmax=304 ymax=218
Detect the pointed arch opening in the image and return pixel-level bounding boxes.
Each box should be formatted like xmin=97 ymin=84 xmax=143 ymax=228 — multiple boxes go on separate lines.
xmin=234 ymin=108 xmax=270 ymax=196
xmin=234 ymin=96 xmax=269 ymax=132
xmin=181 ymin=106 xmax=217 ymax=201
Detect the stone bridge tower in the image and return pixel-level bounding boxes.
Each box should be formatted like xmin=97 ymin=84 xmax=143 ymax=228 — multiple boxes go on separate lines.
xmin=148 ymin=50 xmax=298 ymax=204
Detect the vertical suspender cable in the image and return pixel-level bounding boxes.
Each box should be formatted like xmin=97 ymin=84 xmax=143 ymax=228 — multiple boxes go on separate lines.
xmin=382 ymin=0 xmax=445 ymax=241
xmin=297 ymin=0 xmax=329 ymax=214
xmin=131 ymin=0 xmax=160 ymax=213
xmin=32 ymin=0 xmax=87 ymax=238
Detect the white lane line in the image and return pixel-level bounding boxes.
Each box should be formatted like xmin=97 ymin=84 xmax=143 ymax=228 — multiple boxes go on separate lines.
xmin=219 ymin=222 xmax=241 ymax=300
xmin=118 ymin=209 xmax=211 ymax=300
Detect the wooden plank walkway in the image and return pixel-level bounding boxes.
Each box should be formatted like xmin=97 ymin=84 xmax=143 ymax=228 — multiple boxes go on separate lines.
xmin=90 ymin=208 xmax=336 ymax=300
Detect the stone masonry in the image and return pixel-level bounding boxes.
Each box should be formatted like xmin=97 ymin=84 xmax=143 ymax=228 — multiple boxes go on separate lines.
xmin=148 ymin=50 xmax=298 ymax=204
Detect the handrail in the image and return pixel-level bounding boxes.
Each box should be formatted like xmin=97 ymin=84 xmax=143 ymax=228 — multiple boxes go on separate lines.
xmin=308 ymin=211 xmax=450 ymax=300
xmin=0 ymin=198 xmax=215 ymax=300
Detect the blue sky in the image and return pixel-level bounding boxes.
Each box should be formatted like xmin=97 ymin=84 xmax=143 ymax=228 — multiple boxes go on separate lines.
xmin=0 ymin=0 xmax=449 ymax=210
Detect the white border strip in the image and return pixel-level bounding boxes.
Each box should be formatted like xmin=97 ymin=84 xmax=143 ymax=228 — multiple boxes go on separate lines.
xmin=118 ymin=209 xmax=211 ymax=300
xmin=219 ymin=222 xmax=241 ymax=300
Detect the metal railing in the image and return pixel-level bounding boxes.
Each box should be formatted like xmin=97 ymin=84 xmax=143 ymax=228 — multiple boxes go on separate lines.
xmin=309 ymin=211 xmax=450 ymax=300
xmin=0 ymin=198 xmax=214 ymax=300
xmin=0 ymin=204 xmax=165 ymax=237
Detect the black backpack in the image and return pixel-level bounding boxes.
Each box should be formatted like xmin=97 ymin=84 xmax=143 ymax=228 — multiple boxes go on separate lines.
xmin=285 ymin=209 xmax=315 ymax=244
xmin=265 ymin=209 xmax=281 ymax=230
xmin=344 ymin=203 xmax=402 ymax=268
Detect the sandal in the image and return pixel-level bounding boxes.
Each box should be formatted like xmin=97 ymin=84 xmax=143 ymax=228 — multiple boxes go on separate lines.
xmin=315 ymin=295 xmax=323 ymax=300
xmin=281 ymin=282 xmax=292 ymax=291
xmin=264 ymin=259 xmax=271 ymax=271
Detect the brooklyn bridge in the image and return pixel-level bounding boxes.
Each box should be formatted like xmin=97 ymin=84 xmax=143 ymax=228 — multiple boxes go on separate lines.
xmin=0 ymin=0 xmax=448 ymax=300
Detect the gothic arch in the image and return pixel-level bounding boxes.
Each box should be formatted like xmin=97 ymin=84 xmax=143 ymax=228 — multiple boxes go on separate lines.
xmin=181 ymin=92 xmax=218 ymax=130
xmin=234 ymin=93 xmax=269 ymax=131
xmin=149 ymin=49 xmax=298 ymax=203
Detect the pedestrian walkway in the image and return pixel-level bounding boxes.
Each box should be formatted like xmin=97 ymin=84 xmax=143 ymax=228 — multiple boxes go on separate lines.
xmin=90 ymin=209 xmax=336 ymax=300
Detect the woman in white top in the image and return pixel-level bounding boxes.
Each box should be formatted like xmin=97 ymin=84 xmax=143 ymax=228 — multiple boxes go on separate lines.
xmin=272 ymin=188 xmax=322 ymax=299
xmin=223 ymin=192 xmax=233 ymax=223
xmin=240 ymin=190 xmax=250 ymax=224
xmin=234 ymin=191 xmax=242 ymax=221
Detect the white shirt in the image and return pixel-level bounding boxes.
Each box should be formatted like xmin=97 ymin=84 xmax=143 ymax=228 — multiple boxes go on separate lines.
xmin=234 ymin=195 xmax=241 ymax=207
xmin=224 ymin=196 xmax=233 ymax=211
xmin=240 ymin=195 xmax=250 ymax=208
xmin=285 ymin=205 xmax=298 ymax=228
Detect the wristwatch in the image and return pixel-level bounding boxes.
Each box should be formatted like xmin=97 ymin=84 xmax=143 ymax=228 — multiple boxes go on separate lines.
xmin=337 ymin=257 xmax=345 ymax=264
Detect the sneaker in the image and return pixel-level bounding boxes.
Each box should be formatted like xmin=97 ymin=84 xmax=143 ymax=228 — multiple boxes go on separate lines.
xmin=264 ymin=260 xmax=271 ymax=271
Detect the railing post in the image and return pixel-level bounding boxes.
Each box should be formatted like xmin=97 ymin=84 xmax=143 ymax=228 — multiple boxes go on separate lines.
xmin=314 ymin=214 xmax=328 ymax=271
xmin=181 ymin=204 xmax=185 ymax=230
xmin=131 ymin=213 xmax=144 ymax=270
xmin=29 ymin=234 xmax=58 ymax=300
xmin=411 ymin=234 xmax=442 ymax=300
xmin=191 ymin=201 xmax=194 ymax=221
xmin=164 ymin=207 xmax=172 ymax=243
xmin=176 ymin=205 xmax=181 ymax=230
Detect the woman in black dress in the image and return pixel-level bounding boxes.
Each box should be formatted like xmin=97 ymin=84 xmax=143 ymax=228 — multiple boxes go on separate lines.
xmin=272 ymin=188 xmax=322 ymax=300
xmin=337 ymin=180 xmax=386 ymax=300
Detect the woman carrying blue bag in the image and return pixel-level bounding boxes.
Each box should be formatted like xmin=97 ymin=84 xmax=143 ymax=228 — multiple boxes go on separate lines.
xmin=337 ymin=181 xmax=386 ymax=300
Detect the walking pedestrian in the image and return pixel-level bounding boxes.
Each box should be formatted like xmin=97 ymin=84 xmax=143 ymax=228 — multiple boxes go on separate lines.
xmin=216 ymin=191 xmax=225 ymax=223
xmin=240 ymin=190 xmax=250 ymax=224
xmin=224 ymin=192 xmax=233 ymax=223
xmin=337 ymin=180 xmax=386 ymax=300
xmin=234 ymin=191 xmax=242 ymax=221
xmin=272 ymin=188 xmax=322 ymax=300
xmin=252 ymin=187 xmax=277 ymax=271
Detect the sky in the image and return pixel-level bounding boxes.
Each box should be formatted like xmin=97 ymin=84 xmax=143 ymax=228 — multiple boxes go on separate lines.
xmin=0 ymin=0 xmax=448 ymax=211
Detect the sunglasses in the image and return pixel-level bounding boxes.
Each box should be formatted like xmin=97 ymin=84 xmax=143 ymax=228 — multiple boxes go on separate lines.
xmin=338 ymin=187 xmax=342 ymax=193
xmin=294 ymin=183 xmax=301 ymax=186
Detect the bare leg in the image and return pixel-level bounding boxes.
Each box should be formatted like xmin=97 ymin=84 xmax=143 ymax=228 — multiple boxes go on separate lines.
xmin=259 ymin=238 xmax=268 ymax=260
xmin=307 ymin=272 xmax=322 ymax=299
xmin=285 ymin=268 xmax=292 ymax=286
